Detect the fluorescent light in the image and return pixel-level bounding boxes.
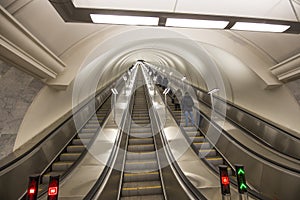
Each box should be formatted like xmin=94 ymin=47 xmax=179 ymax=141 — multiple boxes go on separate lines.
xmin=166 ymin=18 xmax=229 ymax=29
xmin=231 ymin=22 xmax=290 ymax=32
xmin=90 ymin=14 xmax=159 ymax=26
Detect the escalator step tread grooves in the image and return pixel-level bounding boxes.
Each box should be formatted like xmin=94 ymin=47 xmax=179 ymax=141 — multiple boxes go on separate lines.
xmin=121 ymin=70 xmax=163 ymax=198
xmin=164 ymin=86 xmax=229 ymax=177
xmin=40 ymin=96 xmax=111 ymax=186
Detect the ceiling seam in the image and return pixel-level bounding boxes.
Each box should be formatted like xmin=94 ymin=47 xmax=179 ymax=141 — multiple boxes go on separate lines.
xmin=226 ymin=31 xmax=279 ymax=64
xmin=172 ymin=0 xmax=179 ymax=12
xmin=289 ymin=0 xmax=300 ymax=21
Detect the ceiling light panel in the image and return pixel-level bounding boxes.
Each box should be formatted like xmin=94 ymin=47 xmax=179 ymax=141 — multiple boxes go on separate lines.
xmin=166 ymin=18 xmax=229 ymax=29
xmin=231 ymin=22 xmax=290 ymax=32
xmin=90 ymin=14 xmax=159 ymax=26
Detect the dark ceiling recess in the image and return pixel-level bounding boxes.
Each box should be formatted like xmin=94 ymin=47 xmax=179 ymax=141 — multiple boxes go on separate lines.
xmin=49 ymin=0 xmax=300 ymax=34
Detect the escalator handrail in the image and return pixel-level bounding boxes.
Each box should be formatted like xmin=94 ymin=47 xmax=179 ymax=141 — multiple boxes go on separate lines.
xmin=162 ymin=82 xmax=300 ymax=173
xmin=83 ymin=69 xmax=138 ymax=200
xmin=147 ymin=87 xmax=207 ymax=199
xmin=151 ymin=67 xmax=300 ymax=141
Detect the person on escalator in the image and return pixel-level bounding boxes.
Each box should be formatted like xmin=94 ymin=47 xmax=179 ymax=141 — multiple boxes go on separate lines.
xmin=173 ymin=89 xmax=182 ymax=111
xmin=181 ymin=92 xmax=195 ymax=126
xmin=161 ymin=77 xmax=169 ymax=90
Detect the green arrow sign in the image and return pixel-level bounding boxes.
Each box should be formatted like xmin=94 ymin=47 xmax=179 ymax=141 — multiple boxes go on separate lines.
xmin=237 ymin=168 xmax=245 ymax=175
xmin=240 ymin=183 xmax=247 ymax=190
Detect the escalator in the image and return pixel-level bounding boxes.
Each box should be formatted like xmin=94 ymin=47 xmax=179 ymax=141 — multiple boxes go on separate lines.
xmin=20 ymin=95 xmax=112 ymax=198
xmin=91 ymin=67 xmax=203 ymax=200
xmin=40 ymin=97 xmax=111 ymax=184
xmin=120 ymin=82 xmax=164 ymax=199
xmin=166 ymin=96 xmax=231 ymax=174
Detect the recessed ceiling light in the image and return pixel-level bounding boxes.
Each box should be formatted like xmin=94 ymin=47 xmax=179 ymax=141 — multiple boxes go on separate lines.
xmin=166 ymin=18 xmax=229 ymax=29
xmin=90 ymin=14 xmax=159 ymax=26
xmin=231 ymin=22 xmax=290 ymax=32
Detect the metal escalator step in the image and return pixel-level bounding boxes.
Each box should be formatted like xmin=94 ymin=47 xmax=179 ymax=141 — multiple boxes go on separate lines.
xmin=67 ymin=145 xmax=86 ymax=153
xmin=128 ymin=138 xmax=154 ymax=145
xmin=130 ymin=128 xmax=152 ymax=133
xmin=60 ymin=153 xmax=81 ymax=161
xmin=78 ymin=133 xmax=94 ymax=139
xmin=206 ymin=157 xmax=223 ymax=166
xmin=125 ymin=160 xmax=158 ymax=171
xmin=123 ymin=171 xmax=160 ymax=182
xmin=130 ymin=133 xmax=153 ymax=138
xmin=121 ymin=194 xmax=164 ymax=200
xmin=130 ymin=124 xmax=150 ymax=129
xmin=190 ymin=136 xmax=205 ymax=143
xmin=183 ymin=126 xmax=198 ymax=131
xmin=131 ymin=120 xmax=150 ymax=124
xmin=194 ymin=142 xmax=211 ymax=149
xmin=80 ymin=128 xmax=97 ymax=133
xmin=121 ymin=181 xmax=162 ymax=197
xmin=185 ymin=131 xmax=200 ymax=137
xmin=127 ymin=144 xmax=155 ymax=152
xmin=72 ymin=138 xmax=90 ymax=145
xmin=199 ymin=149 xmax=216 ymax=157
xmin=85 ymin=124 xmax=100 ymax=128
xmin=52 ymin=161 xmax=74 ymax=171
xmin=42 ymin=171 xmax=64 ymax=183
xmin=127 ymin=151 xmax=156 ymax=160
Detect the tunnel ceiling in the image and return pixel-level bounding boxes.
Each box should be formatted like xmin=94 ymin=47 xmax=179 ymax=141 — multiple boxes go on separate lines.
xmin=0 ymin=0 xmax=300 ymax=83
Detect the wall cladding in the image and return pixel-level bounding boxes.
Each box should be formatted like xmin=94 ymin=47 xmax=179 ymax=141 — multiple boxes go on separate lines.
xmin=0 ymin=61 xmax=44 ymax=160
xmin=286 ymin=79 xmax=300 ymax=106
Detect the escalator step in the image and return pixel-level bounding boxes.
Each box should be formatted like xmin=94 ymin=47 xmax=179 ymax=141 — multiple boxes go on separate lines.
xmin=80 ymin=128 xmax=97 ymax=133
xmin=121 ymin=181 xmax=162 ymax=197
xmin=130 ymin=128 xmax=152 ymax=133
xmin=206 ymin=157 xmax=223 ymax=166
xmin=185 ymin=131 xmax=200 ymax=137
xmin=190 ymin=136 xmax=205 ymax=143
xmin=199 ymin=149 xmax=216 ymax=157
xmin=52 ymin=161 xmax=74 ymax=171
xmin=127 ymin=144 xmax=155 ymax=152
xmin=72 ymin=138 xmax=90 ymax=145
xmin=85 ymin=124 xmax=100 ymax=128
xmin=125 ymin=160 xmax=158 ymax=171
xmin=130 ymin=133 xmax=153 ymax=138
xmin=128 ymin=138 xmax=153 ymax=145
xmin=67 ymin=145 xmax=86 ymax=153
xmin=42 ymin=171 xmax=64 ymax=183
xmin=78 ymin=133 xmax=94 ymax=139
xmin=123 ymin=171 xmax=160 ymax=182
xmin=194 ymin=142 xmax=211 ymax=149
xmin=121 ymin=194 xmax=164 ymax=200
xmin=126 ymin=151 xmax=156 ymax=160
xmin=60 ymin=153 xmax=81 ymax=161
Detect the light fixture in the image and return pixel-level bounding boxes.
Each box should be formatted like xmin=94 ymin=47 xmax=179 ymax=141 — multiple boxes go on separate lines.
xmin=231 ymin=22 xmax=290 ymax=32
xmin=90 ymin=14 xmax=159 ymax=26
xmin=166 ymin=18 xmax=229 ymax=29
xmin=208 ymin=88 xmax=219 ymax=95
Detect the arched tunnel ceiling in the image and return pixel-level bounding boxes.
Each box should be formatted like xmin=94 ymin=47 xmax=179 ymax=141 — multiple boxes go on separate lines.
xmin=2 ymin=0 xmax=299 ymax=150
xmin=1 ymin=0 xmax=299 ymax=67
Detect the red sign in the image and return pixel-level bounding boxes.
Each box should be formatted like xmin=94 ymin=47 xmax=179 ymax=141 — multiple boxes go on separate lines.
xmin=48 ymin=187 xmax=58 ymax=196
xmin=221 ymin=176 xmax=230 ymax=185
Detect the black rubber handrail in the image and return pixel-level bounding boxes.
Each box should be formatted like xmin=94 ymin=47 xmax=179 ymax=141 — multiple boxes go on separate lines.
xmin=83 ymin=71 xmax=136 ymax=200
xmin=194 ymin=85 xmax=299 ymax=141
xmin=149 ymin=87 xmax=207 ymax=199
xmin=150 ymin=66 xmax=299 ymax=141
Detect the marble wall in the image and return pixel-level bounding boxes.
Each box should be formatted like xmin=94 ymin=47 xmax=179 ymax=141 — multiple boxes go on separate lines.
xmin=0 ymin=61 xmax=44 ymax=160
xmin=286 ymin=79 xmax=300 ymax=106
